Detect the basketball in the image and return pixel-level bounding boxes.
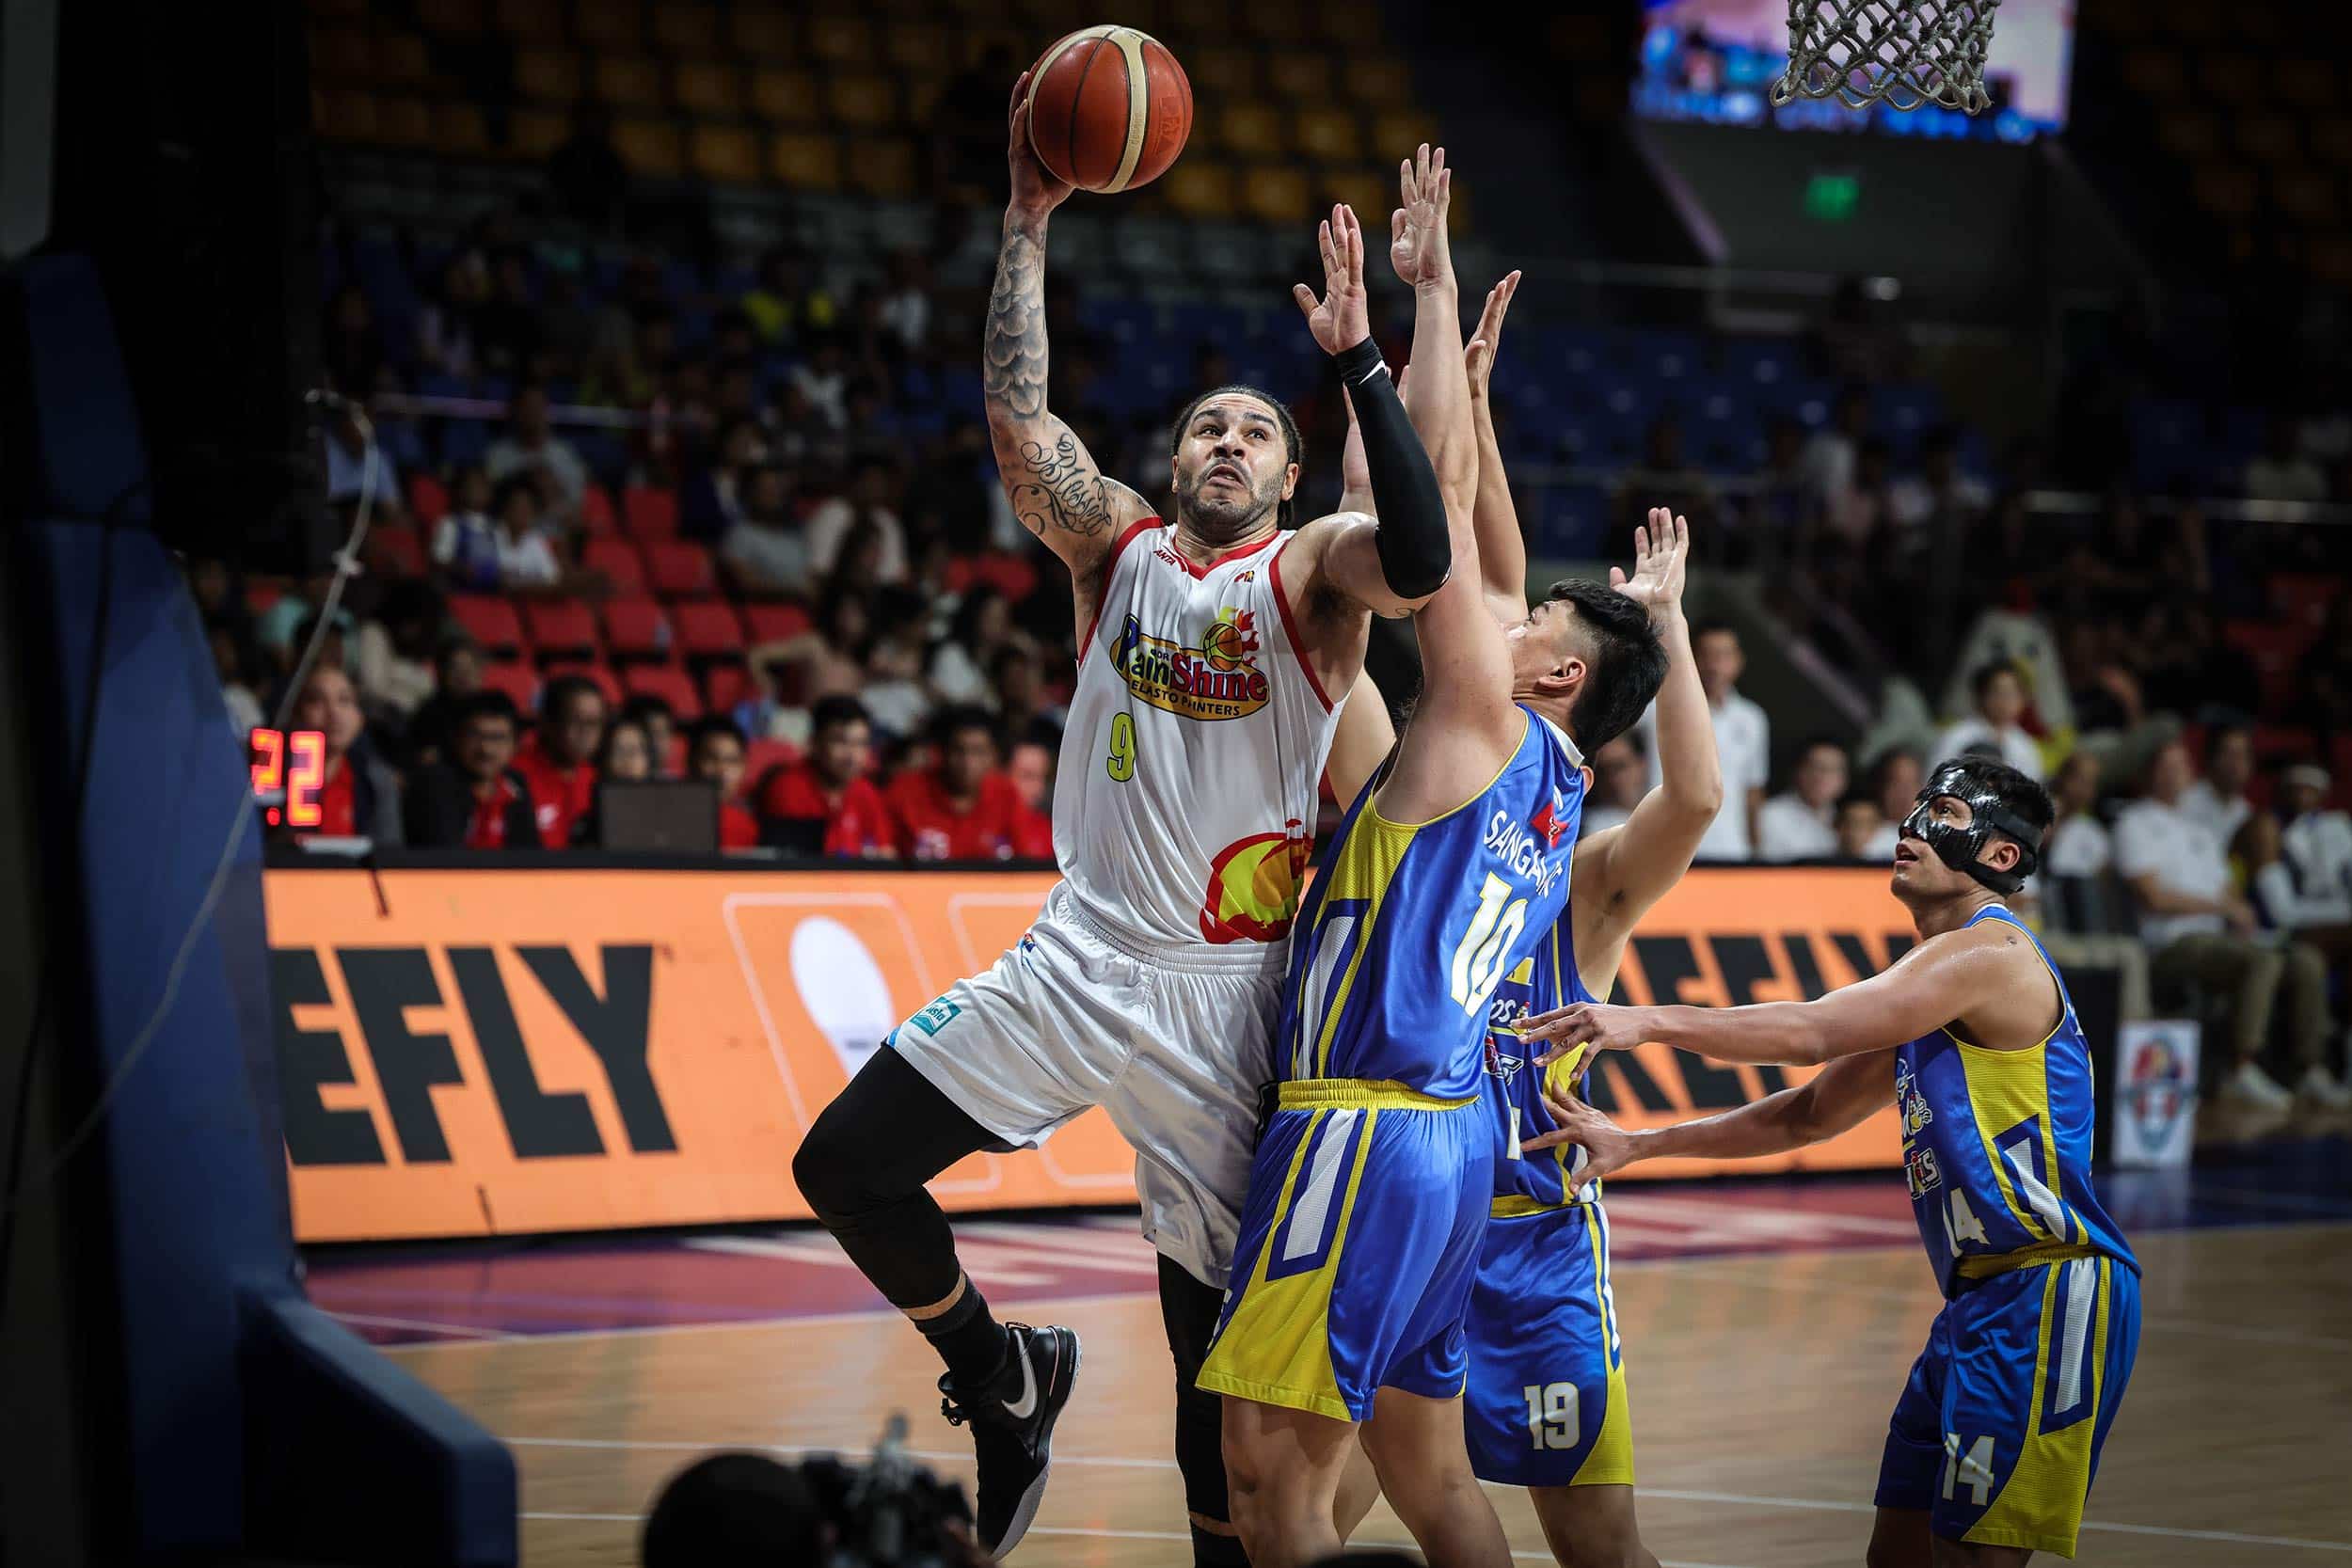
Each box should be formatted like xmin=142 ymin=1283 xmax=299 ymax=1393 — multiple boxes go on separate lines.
xmin=1025 ymin=25 xmax=1192 ymax=194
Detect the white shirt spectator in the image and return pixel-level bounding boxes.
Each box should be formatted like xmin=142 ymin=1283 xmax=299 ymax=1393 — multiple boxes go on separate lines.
xmin=1797 ymin=427 xmax=1856 ymax=503
xmin=721 ymin=522 xmax=814 ymax=595
xmin=355 ymin=623 xmax=437 ymax=717
xmin=879 ymin=288 xmax=930 ymax=353
xmin=1864 ymin=821 xmax=1900 ymax=861
xmin=434 ymin=514 xmax=559 ymax=588
xmin=1579 ymin=803 xmax=1632 ymax=839
xmin=1757 ymin=793 xmax=1838 ymax=862
xmin=929 ymin=641 xmax=993 ymax=707
xmin=2244 ymin=451 xmax=2326 ymax=502
xmin=1642 ymin=689 xmax=1769 ymax=861
xmin=2179 ymin=780 xmax=2252 ymax=848
xmin=485 ymin=432 xmax=590 ymax=516
xmin=1887 ymin=470 xmax=1991 ymax=531
xmin=2263 ymin=810 xmax=2352 ymax=929
xmin=326 ymin=433 xmax=397 ymax=503
xmin=1931 ymin=717 xmax=2042 ymax=782
xmin=803 ymin=499 xmax=909 ymax=583
xmin=791 ymin=362 xmax=849 ymax=429
xmin=2042 ymin=814 xmax=2113 ymax=879
xmin=2113 ymin=798 xmax=2231 ymax=948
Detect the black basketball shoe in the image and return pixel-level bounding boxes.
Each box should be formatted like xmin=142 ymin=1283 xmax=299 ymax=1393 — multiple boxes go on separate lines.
xmin=938 ymin=1321 xmax=1080 ymax=1558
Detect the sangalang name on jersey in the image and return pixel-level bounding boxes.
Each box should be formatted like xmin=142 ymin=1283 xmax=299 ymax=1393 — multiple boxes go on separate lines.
xmin=1112 ymin=606 xmax=1269 ymax=722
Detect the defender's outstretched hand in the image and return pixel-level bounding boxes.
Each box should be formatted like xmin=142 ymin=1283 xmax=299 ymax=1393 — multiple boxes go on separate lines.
xmin=1007 ymin=71 xmax=1075 ymax=217
xmin=1520 ymin=1086 xmax=1635 ymax=1194
xmin=1521 ymin=1000 xmax=1658 ymax=1066
xmin=1464 ymin=271 xmax=1521 ymax=402
xmin=1612 ymin=509 xmax=1691 ymax=625
xmin=1294 ymin=204 xmax=1373 ymax=355
xmin=1390 ymin=144 xmax=1454 ymax=291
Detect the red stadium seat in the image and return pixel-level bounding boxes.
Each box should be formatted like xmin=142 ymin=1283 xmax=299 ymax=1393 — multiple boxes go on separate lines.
xmin=2271 ymin=573 xmax=2338 ymax=635
xmin=370 ymin=523 xmax=427 ymax=578
xmin=973 ymin=550 xmax=1041 ymax=604
xmin=742 ymin=602 xmax=812 ymax=643
xmin=623 ymin=484 xmax=681 ymax=538
xmin=674 ymin=598 xmax=746 ymax=657
xmin=406 ymin=473 xmax=449 ymax=527
xmin=546 ymin=659 xmax=624 ymax=710
xmin=581 ymin=537 xmax=647 ymax=594
xmin=449 ymin=594 xmax=525 ymax=657
xmin=645 ymin=539 xmax=717 ymax=597
xmin=602 ymin=596 xmax=671 ymax=660
xmin=520 ymin=596 xmax=599 ymax=660
xmin=744 ymin=736 xmax=802 ymax=784
xmin=624 ymin=663 xmax=703 ymax=720
xmin=703 ymin=662 xmax=755 ymax=714
xmin=481 ymin=659 xmax=540 ymax=711
xmin=580 ymin=482 xmax=618 ymax=535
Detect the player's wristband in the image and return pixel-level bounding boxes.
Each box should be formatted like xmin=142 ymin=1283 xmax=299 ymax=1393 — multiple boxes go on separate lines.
xmin=1334 ymin=338 xmax=1449 ymax=598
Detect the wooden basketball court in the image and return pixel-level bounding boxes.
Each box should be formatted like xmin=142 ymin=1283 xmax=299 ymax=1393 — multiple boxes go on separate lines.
xmin=342 ymin=1191 xmax=2352 ymax=1567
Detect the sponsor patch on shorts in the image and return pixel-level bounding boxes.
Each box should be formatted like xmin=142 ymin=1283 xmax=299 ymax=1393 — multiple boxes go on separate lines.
xmin=909 ymin=998 xmax=961 ymax=1037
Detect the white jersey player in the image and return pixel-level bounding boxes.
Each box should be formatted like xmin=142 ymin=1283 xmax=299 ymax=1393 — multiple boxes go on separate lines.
xmin=789 ymin=76 xmax=1463 ymax=1565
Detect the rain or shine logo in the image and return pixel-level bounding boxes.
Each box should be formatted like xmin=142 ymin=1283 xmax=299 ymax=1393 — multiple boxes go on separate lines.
xmin=1114 ymin=606 xmax=1270 ymax=721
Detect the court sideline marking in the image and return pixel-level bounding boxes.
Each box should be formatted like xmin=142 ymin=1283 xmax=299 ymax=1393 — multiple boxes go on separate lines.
xmin=503 ymin=1438 xmax=2352 ymax=1555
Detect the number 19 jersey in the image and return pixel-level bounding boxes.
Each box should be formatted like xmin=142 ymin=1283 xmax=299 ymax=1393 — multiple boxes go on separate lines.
xmin=1279 ymin=709 xmax=1585 ymax=1100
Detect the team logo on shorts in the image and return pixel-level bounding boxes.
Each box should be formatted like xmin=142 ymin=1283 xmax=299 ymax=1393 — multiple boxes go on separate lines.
xmin=1113 ymin=606 xmax=1269 ymax=721
xmin=908 ymin=997 xmax=961 ymax=1037
xmin=1200 ymin=821 xmax=1312 ymax=942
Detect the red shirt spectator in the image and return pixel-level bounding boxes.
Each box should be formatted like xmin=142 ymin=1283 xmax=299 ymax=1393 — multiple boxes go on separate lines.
xmin=687 ymin=713 xmax=764 ymax=852
xmin=402 ymin=693 xmax=542 ymax=850
xmin=287 ymin=664 xmax=402 ymax=843
xmin=756 ymin=695 xmax=895 ymax=856
xmin=515 ymin=673 xmax=607 ymax=846
xmin=468 ymin=776 xmax=532 ymax=847
xmin=886 ymin=712 xmax=1047 ymax=861
xmin=313 ymin=760 xmax=358 ymax=836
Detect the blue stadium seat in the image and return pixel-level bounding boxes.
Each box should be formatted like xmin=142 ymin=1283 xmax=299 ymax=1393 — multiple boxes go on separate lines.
xmin=1720 ymin=336 xmax=1802 ymax=386
xmin=1531 ymin=483 xmax=1611 ymax=559
xmin=440 ymin=419 xmax=492 ymax=467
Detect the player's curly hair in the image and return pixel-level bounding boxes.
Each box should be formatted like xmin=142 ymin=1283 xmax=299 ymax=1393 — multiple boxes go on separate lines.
xmin=1168 ymin=384 xmax=1304 ymax=529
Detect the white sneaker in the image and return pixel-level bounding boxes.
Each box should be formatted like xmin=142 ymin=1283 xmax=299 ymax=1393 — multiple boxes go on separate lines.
xmin=2219 ymin=1062 xmax=2295 ymax=1111
xmin=2295 ymin=1067 xmax=2352 ymax=1110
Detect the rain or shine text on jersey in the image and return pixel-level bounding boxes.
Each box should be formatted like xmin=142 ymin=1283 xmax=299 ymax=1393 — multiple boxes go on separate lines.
xmin=1486 ymin=926 xmax=1601 ymax=1213
xmin=1278 ymin=710 xmax=1584 ymax=1101
xmin=1895 ymin=906 xmax=2137 ymax=1298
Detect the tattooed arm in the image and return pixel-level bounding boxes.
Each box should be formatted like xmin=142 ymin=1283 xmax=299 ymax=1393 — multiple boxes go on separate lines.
xmin=988 ymin=73 xmax=1152 ymax=587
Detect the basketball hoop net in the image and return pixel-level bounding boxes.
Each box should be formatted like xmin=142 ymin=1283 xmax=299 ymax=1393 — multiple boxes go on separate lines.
xmin=1772 ymin=0 xmax=2002 ymax=114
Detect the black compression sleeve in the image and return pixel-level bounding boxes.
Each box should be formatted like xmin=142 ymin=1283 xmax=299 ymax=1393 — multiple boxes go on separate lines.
xmin=1333 ymin=337 xmax=1451 ymax=599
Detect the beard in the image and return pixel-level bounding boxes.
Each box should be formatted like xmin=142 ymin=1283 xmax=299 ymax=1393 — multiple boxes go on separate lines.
xmin=1172 ymin=467 xmax=1280 ymax=543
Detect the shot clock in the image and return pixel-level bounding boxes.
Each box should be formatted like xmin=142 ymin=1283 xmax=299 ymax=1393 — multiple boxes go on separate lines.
xmin=249 ymin=727 xmax=327 ymax=830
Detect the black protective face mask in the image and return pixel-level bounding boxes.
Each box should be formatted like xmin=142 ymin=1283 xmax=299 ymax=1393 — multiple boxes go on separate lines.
xmin=1899 ymin=762 xmax=2043 ymax=896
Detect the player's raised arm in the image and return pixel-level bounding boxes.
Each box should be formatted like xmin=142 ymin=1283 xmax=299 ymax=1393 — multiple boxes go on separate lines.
xmin=1524 ymin=1050 xmax=1895 ymax=1188
xmin=986 ymin=72 xmax=1152 ymax=583
xmin=1464 ymin=270 xmax=1531 ymax=624
xmin=1324 ymin=668 xmax=1397 ymax=807
xmin=1572 ymin=511 xmax=1722 ymax=953
xmin=1522 ymin=918 xmax=2051 ymax=1068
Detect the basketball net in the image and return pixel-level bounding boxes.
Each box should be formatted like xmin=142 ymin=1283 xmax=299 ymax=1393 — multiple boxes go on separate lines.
xmin=1772 ymin=0 xmax=2002 ymax=114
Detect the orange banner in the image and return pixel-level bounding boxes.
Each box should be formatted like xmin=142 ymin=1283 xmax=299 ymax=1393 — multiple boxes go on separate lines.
xmin=266 ymin=864 xmax=1906 ymax=1242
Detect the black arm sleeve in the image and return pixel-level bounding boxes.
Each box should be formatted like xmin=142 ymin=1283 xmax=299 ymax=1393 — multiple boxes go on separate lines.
xmin=1333 ymin=338 xmax=1452 ymax=600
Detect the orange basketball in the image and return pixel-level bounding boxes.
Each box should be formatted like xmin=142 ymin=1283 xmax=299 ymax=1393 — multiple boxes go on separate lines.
xmin=1025 ymin=26 xmax=1192 ymax=195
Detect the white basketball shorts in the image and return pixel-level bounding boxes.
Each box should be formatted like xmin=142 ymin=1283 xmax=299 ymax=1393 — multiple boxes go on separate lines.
xmin=885 ymin=880 xmax=1285 ymax=1290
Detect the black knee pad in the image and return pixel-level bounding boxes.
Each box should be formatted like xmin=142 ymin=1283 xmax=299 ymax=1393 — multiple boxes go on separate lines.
xmin=1158 ymin=1254 xmax=1234 ymax=1526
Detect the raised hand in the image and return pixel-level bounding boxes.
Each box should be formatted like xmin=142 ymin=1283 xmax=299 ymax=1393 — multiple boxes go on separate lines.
xmin=1293 ymin=203 xmax=1372 ymax=355
xmin=1609 ymin=508 xmax=1690 ymax=625
xmin=1464 ymin=271 xmax=1521 ymax=403
xmin=1007 ymin=71 xmax=1075 ymax=218
xmin=1389 ymin=144 xmax=1454 ymax=291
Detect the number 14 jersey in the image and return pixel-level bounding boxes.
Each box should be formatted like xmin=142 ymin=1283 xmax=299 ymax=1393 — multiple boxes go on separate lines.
xmin=1279 ymin=710 xmax=1584 ymax=1101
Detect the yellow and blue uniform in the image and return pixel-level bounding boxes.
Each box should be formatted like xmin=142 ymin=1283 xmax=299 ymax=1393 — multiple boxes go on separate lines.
xmin=1198 ymin=709 xmax=1582 ymax=1421
xmin=1878 ymin=905 xmax=2139 ymax=1559
xmin=1460 ymin=927 xmax=1638 ymax=1487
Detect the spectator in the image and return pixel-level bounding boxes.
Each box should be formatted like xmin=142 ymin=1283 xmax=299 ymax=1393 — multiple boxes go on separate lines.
xmin=324 ymin=403 xmax=398 ymax=505
xmin=1643 ymin=620 xmax=1767 ymax=861
xmin=209 ymin=618 xmax=267 ymax=736
xmin=416 ymin=246 xmax=488 ymax=378
xmin=887 ymin=707 xmax=1048 ymax=862
xmin=685 ymin=418 xmax=769 ymax=543
xmin=1887 ymin=424 xmax=1990 ymax=534
xmin=2037 ymin=751 xmax=2115 ymax=933
xmin=2182 ymin=724 xmax=2256 ymax=847
xmin=429 ymin=467 xmax=496 ymax=587
xmin=876 ymin=248 xmax=934 ymax=354
xmin=991 ymin=642 xmax=1067 ymax=753
xmin=641 ymin=1452 xmax=826 ymax=1568
xmin=254 ymin=571 xmax=351 ymax=669
xmin=2265 ymin=765 xmax=2352 ymax=930
xmin=1932 ymin=661 xmax=2043 ymax=782
xmin=1757 ymin=736 xmax=1850 ymax=861
xmin=2115 ymin=741 xmax=2328 ymax=1112
xmin=739 ymin=244 xmax=834 ymax=348
xmin=861 ymin=613 xmax=935 ymax=741
xmin=514 ymin=673 xmax=606 ymax=847
xmin=287 ymin=665 xmax=403 ymax=845
xmin=623 ymin=694 xmax=680 ymax=778
xmin=929 ymin=588 xmax=1033 ymax=708
xmin=2233 ymin=808 xmax=2352 ymax=1109
xmin=757 ymin=588 xmax=870 ymax=708
xmin=1008 ymin=739 xmax=1056 ymax=822
xmin=687 ymin=715 xmax=761 ymax=850
xmin=1820 ymin=436 xmax=1894 ymax=562
xmin=484 ymin=383 xmax=589 ymax=524
xmin=1835 ymin=792 xmax=1886 ymax=861
xmin=354 ymin=578 xmax=444 ymax=722
xmin=470 ymin=475 xmax=565 ymax=592
xmin=405 ymin=693 xmax=540 ymax=850
xmin=790 ymin=334 xmax=852 ymax=430
xmin=568 ymin=713 xmax=655 ymax=847
xmin=804 ymin=457 xmax=910 ymax=584
xmin=2245 ymin=409 xmax=2327 ymax=502
xmin=1860 ymin=748 xmax=1921 ymax=860
xmin=1579 ymin=733 xmax=1648 ymax=838
xmin=1797 ymin=385 xmax=1868 ymax=504
xmin=405 ymin=636 xmax=485 ymax=768
xmin=756 ymin=695 xmax=895 ymax=857
xmin=719 ymin=467 xmax=813 ymax=596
